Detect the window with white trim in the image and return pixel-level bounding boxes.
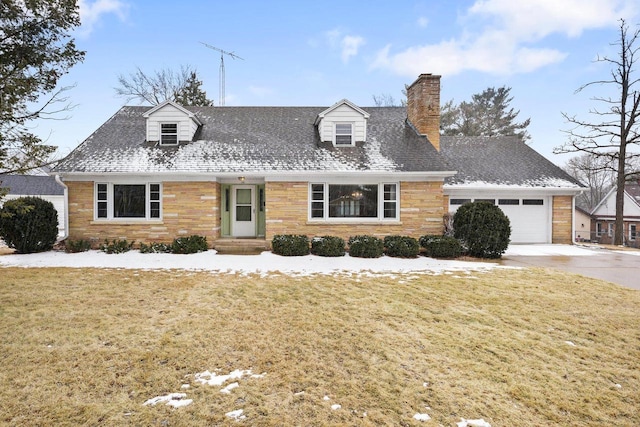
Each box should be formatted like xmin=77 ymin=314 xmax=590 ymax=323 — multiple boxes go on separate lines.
xmin=95 ymin=183 xmax=162 ymax=220
xmin=335 ymin=123 xmax=353 ymax=146
xmin=596 ymin=222 xmax=604 ymax=237
xmin=160 ymin=123 xmax=178 ymax=145
xmin=309 ymin=183 xmax=398 ymax=220
xmin=630 ymin=224 xmax=636 ymax=241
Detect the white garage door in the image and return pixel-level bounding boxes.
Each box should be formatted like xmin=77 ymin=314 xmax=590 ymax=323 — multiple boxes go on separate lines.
xmin=449 ymin=197 xmax=550 ymax=244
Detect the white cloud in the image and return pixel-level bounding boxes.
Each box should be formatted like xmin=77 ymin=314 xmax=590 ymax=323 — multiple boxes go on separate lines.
xmin=417 ymin=16 xmax=429 ymax=28
xmin=323 ymin=29 xmax=366 ymax=63
xmin=78 ymin=0 xmax=129 ymax=36
xmin=371 ymin=0 xmax=636 ymax=77
xmin=341 ymin=35 xmax=365 ymax=63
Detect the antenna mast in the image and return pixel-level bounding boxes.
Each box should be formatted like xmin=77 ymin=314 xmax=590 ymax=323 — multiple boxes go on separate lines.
xmin=200 ymin=42 xmax=244 ymax=106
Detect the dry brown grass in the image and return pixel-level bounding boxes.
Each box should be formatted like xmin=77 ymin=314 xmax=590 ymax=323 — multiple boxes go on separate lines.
xmin=0 ymin=266 xmax=639 ymax=426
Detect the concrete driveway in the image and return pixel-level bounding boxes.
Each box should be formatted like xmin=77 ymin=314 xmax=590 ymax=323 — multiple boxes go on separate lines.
xmin=500 ymin=244 xmax=640 ymax=290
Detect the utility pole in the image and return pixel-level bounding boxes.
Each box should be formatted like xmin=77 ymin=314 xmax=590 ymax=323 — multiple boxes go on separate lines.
xmin=199 ymin=42 xmax=244 ymax=106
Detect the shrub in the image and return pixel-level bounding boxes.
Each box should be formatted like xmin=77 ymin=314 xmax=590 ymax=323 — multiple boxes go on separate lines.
xmin=99 ymin=239 xmax=134 ymax=254
xmin=420 ymin=235 xmax=463 ymax=259
xmin=0 ymin=196 xmax=58 ymax=253
xmin=383 ymin=235 xmax=420 ymax=258
xmin=311 ymin=236 xmax=345 ymax=257
xmin=65 ymin=239 xmax=92 ymax=253
xmin=139 ymin=242 xmax=172 ymax=254
xmin=171 ymin=235 xmax=208 ymax=254
xmin=453 ymin=201 xmax=511 ymax=259
xmin=348 ymin=235 xmax=384 ymax=258
xmin=271 ymin=234 xmax=310 ymax=256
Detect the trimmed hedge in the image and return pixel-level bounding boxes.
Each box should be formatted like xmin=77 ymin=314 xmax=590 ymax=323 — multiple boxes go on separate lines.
xmin=348 ymin=235 xmax=384 ymax=258
xmin=453 ymin=201 xmax=511 ymax=259
xmin=64 ymin=239 xmax=92 ymax=253
xmin=271 ymin=234 xmax=310 ymax=256
xmin=383 ymin=235 xmax=420 ymax=258
xmin=99 ymin=239 xmax=134 ymax=254
xmin=171 ymin=235 xmax=208 ymax=254
xmin=0 ymin=196 xmax=58 ymax=253
xmin=420 ymin=235 xmax=463 ymax=259
xmin=311 ymin=236 xmax=346 ymax=257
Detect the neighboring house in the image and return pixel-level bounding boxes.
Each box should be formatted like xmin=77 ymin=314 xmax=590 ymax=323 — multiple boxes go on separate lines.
xmin=0 ymin=174 xmax=66 ymax=235
xmin=52 ymin=73 xmax=583 ymax=247
xmin=574 ymin=206 xmax=593 ymax=242
xmin=591 ymin=182 xmax=640 ymax=247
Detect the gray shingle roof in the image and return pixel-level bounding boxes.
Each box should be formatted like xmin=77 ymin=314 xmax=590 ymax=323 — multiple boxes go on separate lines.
xmin=54 ymin=106 xmax=451 ymax=174
xmin=0 ymin=175 xmax=64 ymax=196
xmin=440 ymin=136 xmax=584 ymax=188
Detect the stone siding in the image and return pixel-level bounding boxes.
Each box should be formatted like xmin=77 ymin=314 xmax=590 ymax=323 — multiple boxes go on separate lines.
xmin=264 ymin=181 xmax=445 ymax=241
xmin=552 ymin=195 xmax=574 ymax=244
xmin=66 ymin=181 xmax=220 ymax=247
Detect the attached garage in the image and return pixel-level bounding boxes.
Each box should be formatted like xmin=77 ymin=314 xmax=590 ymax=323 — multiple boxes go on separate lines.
xmin=448 ymin=195 xmax=551 ymax=244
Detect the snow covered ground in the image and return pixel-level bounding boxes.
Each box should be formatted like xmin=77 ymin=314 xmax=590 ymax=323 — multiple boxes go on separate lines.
xmin=0 ymin=244 xmax=600 ymax=275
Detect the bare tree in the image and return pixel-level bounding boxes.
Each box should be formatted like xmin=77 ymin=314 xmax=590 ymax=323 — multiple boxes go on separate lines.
xmin=115 ymin=65 xmax=202 ymax=105
xmin=564 ymin=153 xmax=616 ymax=211
xmin=555 ymin=19 xmax=640 ymax=245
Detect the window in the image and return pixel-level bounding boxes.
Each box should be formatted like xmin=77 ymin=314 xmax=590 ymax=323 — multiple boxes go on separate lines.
xmin=95 ymin=183 xmax=161 ymax=220
xmin=499 ymin=199 xmax=520 ymax=205
xmin=608 ymin=223 xmax=614 ymax=237
xmin=335 ymin=123 xmax=353 ymax=145
xmin=160 ymin=123 xmax=178 ymax=145
xmin=309 ymin=183 xmax=398 ymax=220
xmin=475 ymin=199 xmax=495 ymax=204
xmin=450 ymin=199 xmax=471 ymax=205
xmin=523 ymin=199 xmax=544 ymax=206
xmin=596 ymin=222 xmax=603 ymax=237
xmin=630 ymin=224 xmax=637 ymax=241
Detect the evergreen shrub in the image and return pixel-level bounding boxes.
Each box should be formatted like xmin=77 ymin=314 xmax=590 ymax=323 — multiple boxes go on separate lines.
xmin=419 ymin=235 xmax=463 ymax=259
xmin=171 ymin=235 xmax=208 ymax=254
xmin=271 ymin=234 xmax=310 ymax=256
xmin=0 ymin=196 xmax=58 ymax=253
xmin=139 ymin=242 xmax=172 ymax=254
xmin=347 ymin=235 xmax=384 ymax=258
xmin=64 ymin=239 xmax=92 ymax=253
xmin=383 ymin=235 xmax=420 ymax=258
xmin=99 ymin=239 xmax=134 ymax=254
xmin=311 ymin=236 xmax=345 ymax=257
xmin=453 ymin=201 xmax=511 ymax=259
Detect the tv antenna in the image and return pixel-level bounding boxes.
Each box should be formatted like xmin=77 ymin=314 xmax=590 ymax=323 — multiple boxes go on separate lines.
xmin=200 ymin=42 xmax=244 ymax=106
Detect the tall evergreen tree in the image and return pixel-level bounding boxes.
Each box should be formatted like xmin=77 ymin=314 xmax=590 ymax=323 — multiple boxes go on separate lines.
xmin=440 ymin=86 xmax=531 ymax=141
xmin=174 ymin=71 xmax=214 ymax=106
xmin=0 ymin=0 xmax=85 ymax=174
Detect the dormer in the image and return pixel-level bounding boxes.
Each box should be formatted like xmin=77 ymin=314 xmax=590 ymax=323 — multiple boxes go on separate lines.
xmin=315 ymin=99 xmax=370 ymax=147
xmin=143 ymin=101 xmax=202 ymax=146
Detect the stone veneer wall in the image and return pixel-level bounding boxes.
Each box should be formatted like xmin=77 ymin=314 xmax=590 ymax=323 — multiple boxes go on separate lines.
xmin=552 ymin=195 xmax=574 ymax=244
xmin=264 ymin=181 xmax=445 ymax=241
xmin=66 ymin=181 xmax=220 ymax=246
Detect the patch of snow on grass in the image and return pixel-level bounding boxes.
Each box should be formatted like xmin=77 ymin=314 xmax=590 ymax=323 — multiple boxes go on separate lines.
xmin=143 ymin=393 xmax=191 ymax=407
xmin=414 ymin=413 xmax=431 ymax=421
xmin=225 ymin=409 xmax=246 ymax=420
xmin=457 ymin=418 xmax=492 ymax=427
xmin=331 ymin=404 xmax=341 ymax=410
xmin=194 ymin=369 xmax=252 ymax=386
xmin=220 ymin=382 xmax=239 ymax=394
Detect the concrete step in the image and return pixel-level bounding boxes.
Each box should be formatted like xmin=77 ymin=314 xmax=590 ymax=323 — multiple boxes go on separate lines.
xmin=213 ymin=239 xmax=270 ymax=255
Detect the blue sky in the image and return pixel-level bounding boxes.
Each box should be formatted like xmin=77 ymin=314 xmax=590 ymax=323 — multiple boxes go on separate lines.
xmin=33 ymin=0 xmax=639 ymax=166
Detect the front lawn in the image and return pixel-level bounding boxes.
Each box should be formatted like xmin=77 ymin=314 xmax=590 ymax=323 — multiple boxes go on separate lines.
xmin=0 ymin=267 xmax=638 ymax=426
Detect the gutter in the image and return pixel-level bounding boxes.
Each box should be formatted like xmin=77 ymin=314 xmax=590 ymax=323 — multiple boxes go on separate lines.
xmin=54 ymin=174 xmax=69 ymax=241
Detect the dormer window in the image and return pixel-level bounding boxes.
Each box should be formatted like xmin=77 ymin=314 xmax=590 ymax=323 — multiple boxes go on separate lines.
xmin=335 ymin=123 xmax=353 ymax=146
xmin=160 ymin=123 xmax=178 ymax=145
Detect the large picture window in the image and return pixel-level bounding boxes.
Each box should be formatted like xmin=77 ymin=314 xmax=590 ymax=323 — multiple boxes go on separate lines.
xmin=95 ymin=183 xmax=161 ymax=220
xmin=309 ymin=183 xmax=398 ymax=220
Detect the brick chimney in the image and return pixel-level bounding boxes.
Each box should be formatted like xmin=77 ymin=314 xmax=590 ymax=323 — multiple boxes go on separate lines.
xmin=406 ymin=73 xmax=441 ymax=151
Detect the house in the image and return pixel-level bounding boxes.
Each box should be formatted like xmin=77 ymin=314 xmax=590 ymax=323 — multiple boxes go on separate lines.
xmin=52 ymin=73 xmax=583 ymax=248
xmin=591 ymin=182 xmax=640 ymax=247
xmin=440 ymin=136 xmax=584 ymax=244
xmin=0 ymin=172 xmax=66 ymax=235
xmin=574 ymin=206 xmax=593 ymax=243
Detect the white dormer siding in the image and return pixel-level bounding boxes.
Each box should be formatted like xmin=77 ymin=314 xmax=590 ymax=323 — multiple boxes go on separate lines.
xmin=143 ymin=101 xmax=202 ymax=145
xmin=315 ymin=99 xmax=369 ymax=147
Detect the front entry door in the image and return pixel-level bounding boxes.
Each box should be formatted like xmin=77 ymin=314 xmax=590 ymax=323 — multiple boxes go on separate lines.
xmin=232 ymin=185 xmax=255 ymax=237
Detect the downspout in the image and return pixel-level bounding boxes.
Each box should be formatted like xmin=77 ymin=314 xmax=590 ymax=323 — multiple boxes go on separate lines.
xmin=572 ymin=195 xmax=577 ymax=245
xmin=54 ymin=174 xmax=69 ymax=241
